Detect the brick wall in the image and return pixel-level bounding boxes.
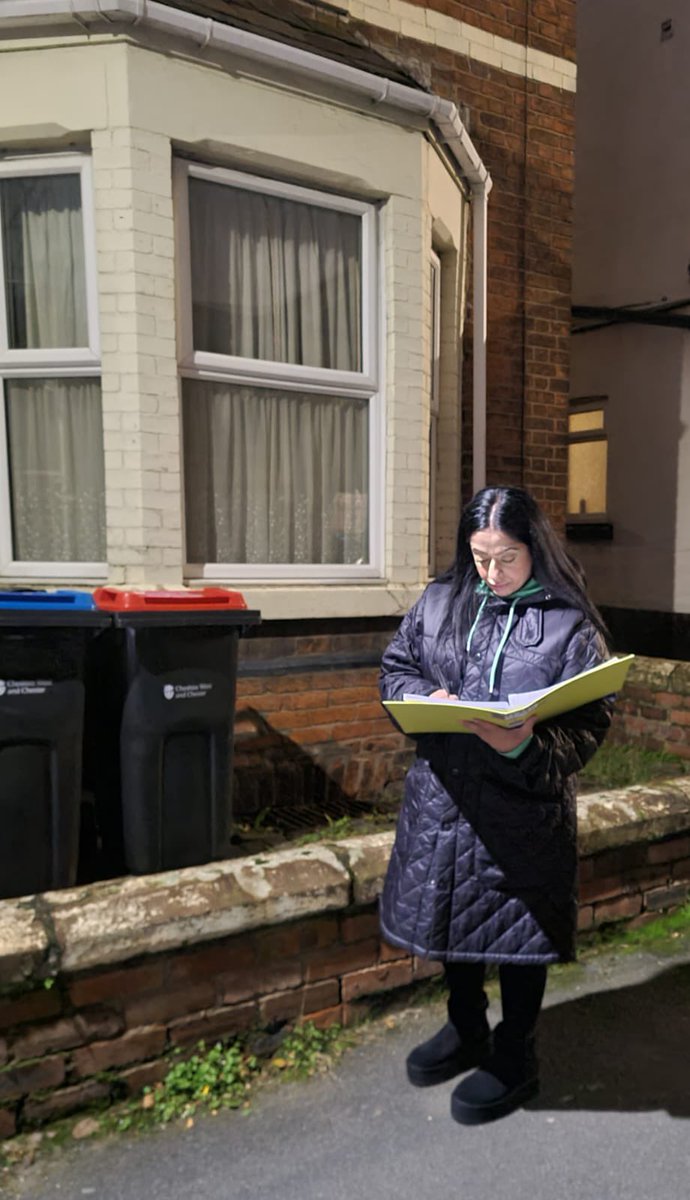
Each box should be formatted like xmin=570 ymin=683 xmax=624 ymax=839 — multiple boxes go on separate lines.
xmin=233 ymin=622 xmax=408 ymax=822
xmin=1 ymin=822 xmax=689 ymax=1140
xmin=607 ymin=658 xmax=690 ymax=760
xmin=232 ymin=649 xmax=690 ymax=825
xmin=349 ymin=0 xmax=577 ymax=518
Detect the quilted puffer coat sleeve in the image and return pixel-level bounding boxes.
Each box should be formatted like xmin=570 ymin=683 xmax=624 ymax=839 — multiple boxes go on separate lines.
xmin=379 ymin=592 xmax=438 ymax=700
xmin=488 ymin=618 xmax=613 ymax=796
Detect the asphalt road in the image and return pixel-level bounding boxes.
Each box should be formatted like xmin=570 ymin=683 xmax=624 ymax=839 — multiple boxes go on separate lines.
xmin=8 ymin=934 xmax=690 ymax=1200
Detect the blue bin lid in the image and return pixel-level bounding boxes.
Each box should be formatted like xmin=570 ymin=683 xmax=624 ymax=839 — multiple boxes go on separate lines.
xmin=0 ymin=589 xmax=97 ymax=611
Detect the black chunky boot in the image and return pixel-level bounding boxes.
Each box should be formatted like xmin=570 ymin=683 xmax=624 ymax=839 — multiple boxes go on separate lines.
xmin=450 ymin=1023 xmax=539 ymax=1123
xmin=406 ymin=1018 xmax=491 ymax=1087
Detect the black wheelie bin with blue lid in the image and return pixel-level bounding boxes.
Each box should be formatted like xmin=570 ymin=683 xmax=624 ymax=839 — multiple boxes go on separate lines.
xmin=88 ymin=587 xmax=260 ymax=876
xmin=0 ymin=589 xmax=110 ymax=900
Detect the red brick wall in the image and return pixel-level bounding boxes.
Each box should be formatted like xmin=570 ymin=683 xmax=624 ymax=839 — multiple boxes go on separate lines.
xmin=401 ymin=0 xmax=576 ymax=60
xmin=609 ymin=676 xmax=690 ymax=760
xmin=232 ymin=650 xmax=690 ymax=828
xmin=350 ymin=2 xmax=576 ymax=519
xmin=233 ymin=623 xmax=411 ymax=822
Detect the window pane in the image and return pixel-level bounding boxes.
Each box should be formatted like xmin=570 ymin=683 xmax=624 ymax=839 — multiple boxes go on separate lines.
xmin=1 ymin=174 xmax=88 ymax=349
xmin=569 ymin=409 xmax=604 ymax=434
xmin=189 ymin=178 xmax=362 ymax=370
xmin=5 ymin=378 xmax=106 ymax=561
xmin=183 ymin=379 xmax=368 ymax=564
xmin=568 ymin=439 xmax=607 ymax=515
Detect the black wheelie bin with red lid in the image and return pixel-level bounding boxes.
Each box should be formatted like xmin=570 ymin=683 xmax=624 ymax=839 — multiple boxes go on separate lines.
xmin=87 ymin=587 xmax=260 ymax=876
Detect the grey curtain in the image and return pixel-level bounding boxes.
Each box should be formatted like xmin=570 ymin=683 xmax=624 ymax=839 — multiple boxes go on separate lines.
xmin=1 ymin=174 xmax=87 ymax=349
xmin=185 ymin=178 xmax=369 ymax=565
xmin=183 ymin=379 xmax=368 ymax=565
xmin=5 ymin=378 xmax=106 ymax=562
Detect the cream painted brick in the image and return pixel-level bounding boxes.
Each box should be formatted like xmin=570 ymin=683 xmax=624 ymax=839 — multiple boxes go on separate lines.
xmin=97 ymin=253 xmax=117 ymax=274
xmin=96 ymin=188 xmax=136 ymax=210
xmin=140 ymin=509 xmax=163 ymax=531
xmin=113 ymin=210 xmax=136 ymax=231
xmin=152 ymin=236 xmax=174 ymax=259
xmin=109 ymin=469 xmax=144 ymax=490
xmin=132 ymin=232 xmax=153 ymax=255
xmin=154 ymin=278 xmax=175 ymax=300
xmin=151 ymin=195 xmax=173 ymax=219
xmin=137 ymin=254 xmax=174 ymax=280
xmin=141 ymin=416 xmax=179 ymax=436
xmin=101 ymin=409 xmax=122 ymax=429
xmin=114 ymin=251 xmax=139 ymax=274
xmin=399 ymin=16 xmax=428 ymax=41
xmin=120 ymin=415 xmax=142 ymax=434
xmin=131 ymin=190 xmax=153 ymax=213
xmin=107 ymin=508 xmax=145 ymax=530
xmin=133 ymin=211 xmax=174 ymax=238
xmin=130 ymin=172 xmax=171 ymax=199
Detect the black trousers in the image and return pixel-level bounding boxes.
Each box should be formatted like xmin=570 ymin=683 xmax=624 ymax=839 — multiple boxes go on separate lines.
xmin=444 ymin=961 xmax=547 ymax=1042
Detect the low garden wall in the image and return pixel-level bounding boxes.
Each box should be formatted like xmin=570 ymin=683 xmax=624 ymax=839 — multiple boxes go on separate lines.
xmin=1 ymin=776 xmax=690 ymax=1140
xmin=608 ymin=656 xmax=690 ymax=758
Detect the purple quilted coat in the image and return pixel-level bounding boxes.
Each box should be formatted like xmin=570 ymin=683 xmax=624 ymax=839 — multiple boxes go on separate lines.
xmin=379 ymin=580 xmax=612 ymax=964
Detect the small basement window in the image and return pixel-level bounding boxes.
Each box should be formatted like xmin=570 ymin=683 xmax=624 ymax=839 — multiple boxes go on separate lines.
xmin=566 ymin=398 xmax=612 ymax=541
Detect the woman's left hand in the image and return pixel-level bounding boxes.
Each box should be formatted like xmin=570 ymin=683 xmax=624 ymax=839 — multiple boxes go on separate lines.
xmin=464 ymin=715 xmax=536 ymax=753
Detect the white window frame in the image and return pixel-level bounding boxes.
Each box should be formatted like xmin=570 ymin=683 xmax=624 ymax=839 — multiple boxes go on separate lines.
xmin=174 ymin=160 xmax=383 ymax=582
xmin=428 ymin=250 xmax=441 ymax=577
xmin=0 ymin=153 xmax=105 ymax=578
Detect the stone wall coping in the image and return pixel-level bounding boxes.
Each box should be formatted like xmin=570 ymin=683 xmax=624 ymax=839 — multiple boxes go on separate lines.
xmin=1 ymin=777 xmax=690 ymax=989
xmin=627 ymin=656 xmax=690 ymax=694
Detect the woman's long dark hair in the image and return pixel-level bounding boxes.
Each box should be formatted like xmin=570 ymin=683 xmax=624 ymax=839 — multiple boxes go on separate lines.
xmin=438 ymin=486 xmax=610 ymax=646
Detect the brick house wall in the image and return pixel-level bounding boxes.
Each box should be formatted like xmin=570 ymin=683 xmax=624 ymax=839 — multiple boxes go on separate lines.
xmin=346 ymin=0 xmax=577 ymax=517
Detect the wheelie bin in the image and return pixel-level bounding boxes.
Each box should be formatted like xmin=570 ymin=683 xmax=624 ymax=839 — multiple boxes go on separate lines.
xmin=0 ymin=590 xmax=109 ymax=900
xmin=88 ymin=587 xmax=260 ymax=876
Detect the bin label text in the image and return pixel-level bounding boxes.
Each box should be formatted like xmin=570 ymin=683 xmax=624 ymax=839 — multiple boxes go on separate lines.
xmin=0 ymin=679 xmax=53 ymax=696
xmin=163 ymin=682 xmax=213 ymax=701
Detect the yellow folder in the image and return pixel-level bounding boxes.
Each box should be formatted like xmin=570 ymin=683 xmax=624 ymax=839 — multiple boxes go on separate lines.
xmin=383 ymin=654 xmax=635 ymax=735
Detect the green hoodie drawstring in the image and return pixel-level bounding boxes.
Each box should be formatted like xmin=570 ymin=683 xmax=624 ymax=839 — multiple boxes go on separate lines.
xmin=466 ymin=578 xmax=544 ymax=699
xmin=488 ymin=596 xmax=519 ymax=697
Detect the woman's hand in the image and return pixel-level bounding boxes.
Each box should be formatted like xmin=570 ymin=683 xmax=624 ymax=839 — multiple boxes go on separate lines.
xmin=464 ymin=715 xmax=536 ymax=753
xmin=429 ymin=688 xmax=458 ymax=700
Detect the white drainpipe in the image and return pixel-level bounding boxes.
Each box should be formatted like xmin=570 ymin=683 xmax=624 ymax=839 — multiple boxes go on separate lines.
xmin=2 ymin=0 xmax=492 ymax=491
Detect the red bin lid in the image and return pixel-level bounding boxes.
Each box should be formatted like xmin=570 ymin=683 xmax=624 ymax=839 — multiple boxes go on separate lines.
xmin=92 ymin=587 xmax=248 ymax=612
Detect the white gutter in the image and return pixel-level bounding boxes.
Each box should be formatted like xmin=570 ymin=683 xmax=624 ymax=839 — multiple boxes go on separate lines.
xmin=2 ymin=0 xmax=492 ymax=491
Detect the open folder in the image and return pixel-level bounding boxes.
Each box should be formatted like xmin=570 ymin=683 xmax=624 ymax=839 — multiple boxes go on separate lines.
xmin=383 ymin=654 xmax=635 ymax=735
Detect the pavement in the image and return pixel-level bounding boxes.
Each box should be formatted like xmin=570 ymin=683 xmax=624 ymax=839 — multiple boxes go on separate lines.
xmin=6 ymin=929 xmax=690 ymax=1200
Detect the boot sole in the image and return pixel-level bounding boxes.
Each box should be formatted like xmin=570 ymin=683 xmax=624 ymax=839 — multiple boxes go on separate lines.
xmin=450 ymin=1077 xmax=539 ymax=1124
xmin=406 ymin=1042 xmax=490 ymax=1089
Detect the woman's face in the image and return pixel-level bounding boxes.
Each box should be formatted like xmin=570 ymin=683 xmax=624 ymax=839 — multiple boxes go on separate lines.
xmin=469 ymin=527 xmax=533 ymax=597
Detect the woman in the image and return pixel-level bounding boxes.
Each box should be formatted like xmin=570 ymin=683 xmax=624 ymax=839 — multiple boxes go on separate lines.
xmin=379 ymin=486 xmax=612 ymax=1125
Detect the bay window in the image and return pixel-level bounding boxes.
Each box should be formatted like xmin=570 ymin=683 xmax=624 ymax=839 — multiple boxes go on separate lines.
xmin=176 ymin=162 xmax=380 ymax=579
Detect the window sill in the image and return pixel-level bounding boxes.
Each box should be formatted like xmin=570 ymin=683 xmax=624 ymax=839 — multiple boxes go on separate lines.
xmin=185 ymin=581 xmax=425 ymax=621
xmin=565 ymin=521 xmax=614 ymax=542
